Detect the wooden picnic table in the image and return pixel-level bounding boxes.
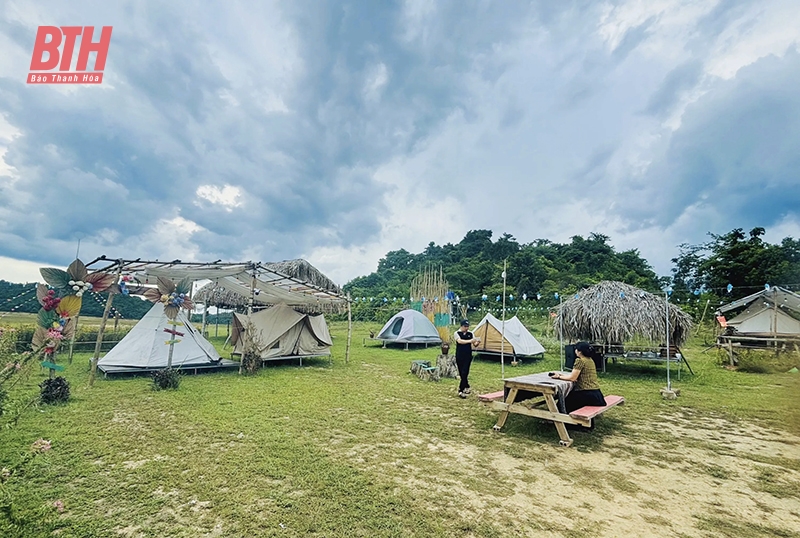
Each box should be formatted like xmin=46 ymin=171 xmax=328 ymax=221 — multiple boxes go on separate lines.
xmin=481 ymin=372 xmax=624 ymax=447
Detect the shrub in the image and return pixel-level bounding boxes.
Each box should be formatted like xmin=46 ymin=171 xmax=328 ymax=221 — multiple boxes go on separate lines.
xmin=39 ymin=377 xmax=70 ymax=404
xmin=239 ymin=320 xmax=265 ymax=375
xmin=152 ymin=368 xmax=181 ymax=391
xmin=734 ymin=348 xmax=800 ymax=374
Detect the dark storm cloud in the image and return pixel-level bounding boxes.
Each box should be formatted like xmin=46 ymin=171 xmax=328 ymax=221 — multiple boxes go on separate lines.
xmin=622 ymin=48 xmax=800 ymax=230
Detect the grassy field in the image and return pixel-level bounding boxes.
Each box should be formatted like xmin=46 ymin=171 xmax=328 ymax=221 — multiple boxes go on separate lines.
xmin=1 ymin=319 xmax=799 ymax=537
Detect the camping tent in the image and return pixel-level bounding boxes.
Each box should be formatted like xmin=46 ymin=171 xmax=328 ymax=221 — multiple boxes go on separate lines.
xmin=229 ymin=303 xmax=333 ymax=361
xmin=98 ymin=303 xmax=226 ymax=374
xmin=472 ymin=313 xmax=545 ymax=358
xmin=377 ymin=309 xmax=442 ymax=347
xmin=719 ymin=286 xmax=800 ymax=336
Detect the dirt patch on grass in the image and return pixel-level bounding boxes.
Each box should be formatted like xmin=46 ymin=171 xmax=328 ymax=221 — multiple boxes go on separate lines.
xmin=325 ymin=412 xmax=800 ymax=537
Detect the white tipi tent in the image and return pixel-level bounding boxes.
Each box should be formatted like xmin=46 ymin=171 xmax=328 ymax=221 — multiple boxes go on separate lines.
xmin=98 ymin=303 xmax=224 ymax=374
xmin=229 ymin=304 xmax=333 ymax=362
xmin=472 ymin=313 xmax=545 ymax=358
xmin=377 ymin=309 xmax=442 ymax=347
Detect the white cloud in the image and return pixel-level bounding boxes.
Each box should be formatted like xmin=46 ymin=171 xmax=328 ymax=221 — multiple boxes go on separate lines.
xmin=195 ymin=185 xmax=243 ymax=211
xmin=363 ymin=63 xmax=388 ymax=103
xmin=0 ymin=255 xmax=48 ymax=283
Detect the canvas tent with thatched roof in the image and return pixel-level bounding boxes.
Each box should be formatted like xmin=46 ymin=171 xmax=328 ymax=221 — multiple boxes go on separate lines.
xmin=82 ymin=257 xmax=351 ymax=382
xmin=472 ymin=313 xmax=545 ymax=359
xmin=554 ymin=281 xmax=694 ymax=372
xmin=229 ymin=304 xmax=333 ymax=365
xmin=716 ymin=286 xmax=800 ymax=355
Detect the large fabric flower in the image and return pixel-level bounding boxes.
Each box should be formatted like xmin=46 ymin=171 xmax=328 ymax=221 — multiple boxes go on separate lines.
xmin=140 ymin=277 xmax=194 ymax=319
xmin=39 ymin=259 xmax=116 ymax=298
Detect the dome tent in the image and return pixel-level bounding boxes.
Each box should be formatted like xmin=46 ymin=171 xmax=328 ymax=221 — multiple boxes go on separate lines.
xmin=377 ymin=309 xmax=442 ymax=348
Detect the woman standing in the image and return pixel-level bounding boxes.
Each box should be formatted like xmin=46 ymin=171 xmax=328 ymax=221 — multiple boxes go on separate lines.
xmin=551 ymin=341 xmax=605 ymax=413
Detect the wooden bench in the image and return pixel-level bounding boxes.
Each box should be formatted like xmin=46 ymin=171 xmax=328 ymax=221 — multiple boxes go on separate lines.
xmin=480 ymin=388 xmax=625 ymax=447
xmin=569 ymin=395 xmax=625 ymax=421
xmin=478 ymin=390 xmax=505 ymax=402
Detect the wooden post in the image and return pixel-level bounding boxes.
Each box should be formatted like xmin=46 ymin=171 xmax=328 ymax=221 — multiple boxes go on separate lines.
xmin=67 ymin=312 xmax=81 ymax=364
xmin=772 ymin=288 xmax=778 ymax=353
xmin=345 ymin=293 xmax=352 ymax=365
xmin=201 ymin=302 xmax=208 ymax=337
xmin=727 ymin=337 xmax=734 ymax=367
xmin=239 ymin=270 xmax=256 ymax=374
xmin=89 ymin=264 xmax=122 ymax=386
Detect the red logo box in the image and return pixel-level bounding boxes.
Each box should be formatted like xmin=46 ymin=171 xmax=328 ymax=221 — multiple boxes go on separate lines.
xmin=27 ymin=26 xmax=112 ymax=84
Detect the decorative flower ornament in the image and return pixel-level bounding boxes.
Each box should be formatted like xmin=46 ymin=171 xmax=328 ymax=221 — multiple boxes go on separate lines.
xmin=32 ymin=259 xmax=115 ymax=365
xmin=140 ymin=277 xmax=194 ymax=319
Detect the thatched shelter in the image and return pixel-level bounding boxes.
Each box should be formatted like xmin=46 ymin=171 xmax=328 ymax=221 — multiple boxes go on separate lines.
xmin=553 ymin=281 xmax=694 ymax=346
xmin=195 ymin=259 xmax=342 ymax=312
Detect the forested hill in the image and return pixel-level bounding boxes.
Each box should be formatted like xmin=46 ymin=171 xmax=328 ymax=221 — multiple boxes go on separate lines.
xmin=344 ymin=230 xmax=663 ymax=307
xmin=0 ymin=280 xmax=152 ymax=320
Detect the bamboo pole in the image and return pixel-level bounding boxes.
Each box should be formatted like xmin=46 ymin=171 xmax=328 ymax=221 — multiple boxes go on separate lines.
xmin=89 ymin=264 xmax=122 ymax=386
xmin=67 ymin=312 xmax=81 ymax=364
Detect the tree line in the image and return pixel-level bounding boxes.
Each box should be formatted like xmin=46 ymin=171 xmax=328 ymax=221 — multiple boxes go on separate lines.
xmin=1 ymin=227 xmax=797 ymax=321
xmin=0 ymin=281 xmax=153 ymax=320
xmin=345 ymin=227 xmax=800 ymax=319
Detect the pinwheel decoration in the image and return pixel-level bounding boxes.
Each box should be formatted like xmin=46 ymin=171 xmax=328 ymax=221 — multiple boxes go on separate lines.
xmin=139 ymin=276 xmax=194 ymax=320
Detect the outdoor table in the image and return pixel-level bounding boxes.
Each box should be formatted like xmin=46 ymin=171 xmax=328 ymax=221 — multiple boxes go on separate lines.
xmin=486 ymin=372 xmax=587 ymax=447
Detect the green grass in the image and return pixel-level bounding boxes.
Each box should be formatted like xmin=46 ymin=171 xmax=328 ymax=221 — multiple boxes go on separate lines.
xmin=1 ymin=320 xmax=799 ymax=537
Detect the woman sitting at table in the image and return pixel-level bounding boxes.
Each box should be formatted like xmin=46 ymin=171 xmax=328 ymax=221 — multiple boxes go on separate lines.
xmin=551 ymin=341 xmax=605 ymax=414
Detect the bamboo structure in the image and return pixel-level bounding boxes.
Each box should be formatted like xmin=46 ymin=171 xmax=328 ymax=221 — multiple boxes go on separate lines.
xmin=409 ymin=266 xmax=452 ymax=341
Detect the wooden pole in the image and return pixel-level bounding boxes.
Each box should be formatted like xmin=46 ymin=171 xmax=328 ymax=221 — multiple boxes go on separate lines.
xmin=89 ymin=264 xmax=122 ymax=386
xmin=240 ymin=270 xmax=256 ymax=374
xmin=201 ymin=302 xmax=208 ymax=337
xmin=346 ymin=293 xmax=352 ymax=365
xmin=67 ymin=312 xmax=81 ymax=364
xmin=728 ymin=337 xmax=734 ymax=367
xmin=772 ymin=287 xmax=778 ymax=352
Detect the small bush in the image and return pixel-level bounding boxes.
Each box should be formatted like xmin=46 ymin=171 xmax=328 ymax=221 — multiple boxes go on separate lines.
xmin=734 ymin=349 xmax=800 ymax=374
xmin=39 ymin=377 xmax=70 ymax=404
xmin=152 ymin=368 xmax=181 ymax=391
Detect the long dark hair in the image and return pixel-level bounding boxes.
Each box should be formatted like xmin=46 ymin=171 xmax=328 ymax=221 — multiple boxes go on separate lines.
xmin=575 ymin=341 xmax=593 ymax=356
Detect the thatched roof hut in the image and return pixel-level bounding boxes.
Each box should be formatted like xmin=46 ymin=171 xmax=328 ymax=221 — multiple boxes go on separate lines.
xmin=195 ymin=259 xmax=342 ymax=312
xmin=263 ymin=259 xmax=341 ymax=294
xmin=553 ymin=281 xmax=694 ymax=346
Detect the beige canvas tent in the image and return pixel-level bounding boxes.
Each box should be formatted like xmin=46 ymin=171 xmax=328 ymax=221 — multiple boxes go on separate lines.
xmin=472 ymin=313 xmax=545 ymax=358
xmin=97 ymin=303 xmax=238 ymax=375
xmin=229 ymin=303 xmax=333 ymax=364
xmin=718 ymin=286 xmax=800 ymax=347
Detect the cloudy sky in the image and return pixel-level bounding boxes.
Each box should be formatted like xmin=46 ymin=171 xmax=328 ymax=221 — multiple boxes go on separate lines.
xmin=1 ymin=0 xmax=799 ymax=286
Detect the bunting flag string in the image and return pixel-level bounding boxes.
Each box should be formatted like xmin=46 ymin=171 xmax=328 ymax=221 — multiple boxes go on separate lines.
xmin=0 ymin=286 xmax=40 ymax=320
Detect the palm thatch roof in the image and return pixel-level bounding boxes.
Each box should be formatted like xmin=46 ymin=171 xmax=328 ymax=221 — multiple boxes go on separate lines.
xmin=195 ymin=259 xmax=342 ymax=312
xmin=553 ymin=281 xmax=694 ymax=346
xmin=263 ymin=259 xmax=341 ymax=294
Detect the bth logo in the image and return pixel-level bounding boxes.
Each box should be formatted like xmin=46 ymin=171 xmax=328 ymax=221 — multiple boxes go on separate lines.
xmin=28 ymin=26 xmax=112 ymax=85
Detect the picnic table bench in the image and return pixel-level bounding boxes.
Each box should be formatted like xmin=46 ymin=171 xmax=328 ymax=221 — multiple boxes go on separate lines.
xmin=480 ymin=372 xmax=625 ymax=447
